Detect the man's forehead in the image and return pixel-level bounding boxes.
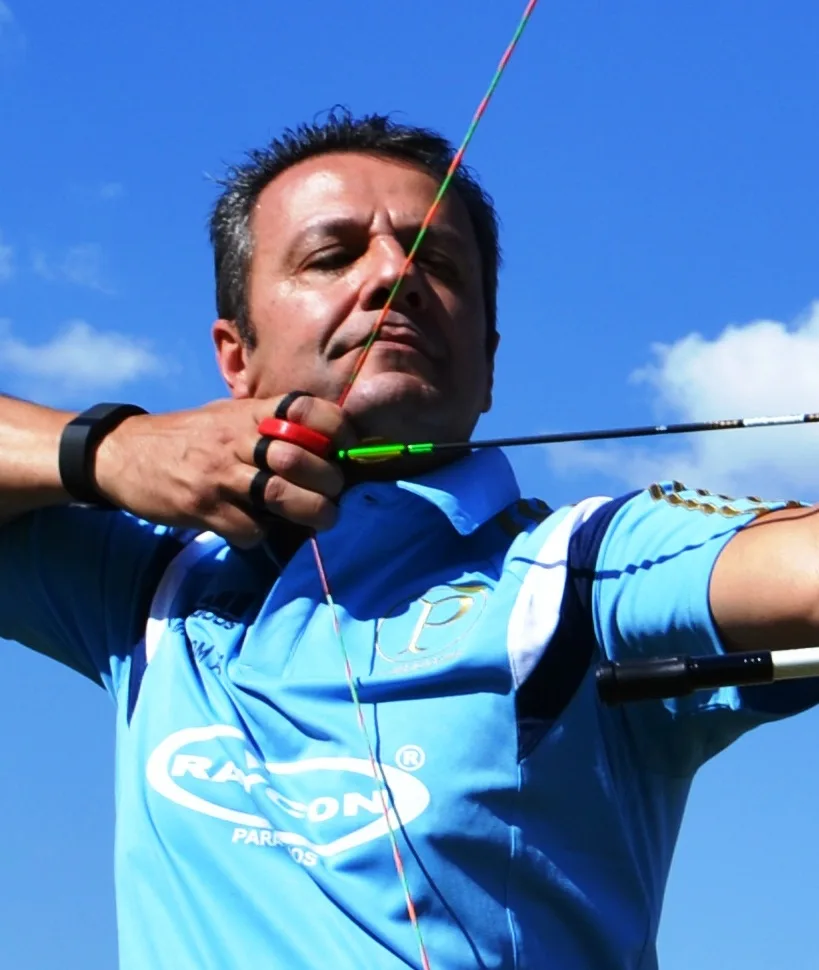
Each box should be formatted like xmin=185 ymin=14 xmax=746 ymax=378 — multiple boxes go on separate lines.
xmin=254 ymin=152 xmax=468 ymax=233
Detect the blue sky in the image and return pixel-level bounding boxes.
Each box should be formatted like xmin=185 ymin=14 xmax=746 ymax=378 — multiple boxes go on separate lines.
xmin=1 ymin=0 xmax=819 ymax=966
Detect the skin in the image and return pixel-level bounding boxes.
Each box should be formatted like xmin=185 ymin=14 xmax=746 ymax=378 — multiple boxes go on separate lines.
xmin=213 ymin=152 xmax=496 ymax=451
xmin=710 ymin=503 xmax=819 ymax=650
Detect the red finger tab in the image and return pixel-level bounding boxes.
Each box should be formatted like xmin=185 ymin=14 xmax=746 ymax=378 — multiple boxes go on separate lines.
xmin=256 ymin=418 xmax=331 ymax=458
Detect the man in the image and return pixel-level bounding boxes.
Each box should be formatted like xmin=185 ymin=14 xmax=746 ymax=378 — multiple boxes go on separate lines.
xmin=1 ymin=110 xmax=818 ymax=969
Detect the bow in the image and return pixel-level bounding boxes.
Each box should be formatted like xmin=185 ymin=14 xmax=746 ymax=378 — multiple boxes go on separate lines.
xmin=597 ymin=644 xmax=819 ymax=704
xmin=301 ymin=2 xmax=819 ymax=962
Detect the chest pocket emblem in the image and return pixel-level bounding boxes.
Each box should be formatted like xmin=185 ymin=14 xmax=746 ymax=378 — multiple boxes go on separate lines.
xmin=375 ymin=582 xmax=489 ymax=669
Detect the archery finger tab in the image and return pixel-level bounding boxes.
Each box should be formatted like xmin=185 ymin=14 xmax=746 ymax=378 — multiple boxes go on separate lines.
xmin=274 ymin=390 xmax=314 ymax=421
xmin=249 ymin=469 xmax=273 ymax=511
xmin=256 ymin=417 xmax=331 ymax=458
xmin=253 ymin=436 xmax=272 ymax=470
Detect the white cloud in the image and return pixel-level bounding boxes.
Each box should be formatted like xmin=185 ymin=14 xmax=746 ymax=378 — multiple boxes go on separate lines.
xmin=0 ymin=230 xmax=13 ymax=282
xmin=0 ymin=319 xmax=166 ymax=403
xmin=31 ymin=243 xmax=113 ymax=294
xmin=549 ymin=301 xmax=819 ymax=502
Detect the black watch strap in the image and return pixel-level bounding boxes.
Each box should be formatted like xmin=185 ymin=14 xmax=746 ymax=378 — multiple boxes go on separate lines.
xmin=58 ymin=403 xmax=147 ymax=507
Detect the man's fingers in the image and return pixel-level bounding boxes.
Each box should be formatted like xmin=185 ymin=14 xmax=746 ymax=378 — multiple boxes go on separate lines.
xmin=254 ymin=394 xmax=358 ymax=452
xmin=231 ymin=465 xmax=339 ymax=532
xmin=241 ymin=439 xmax=345 ymax=499
xmin=93 ymin=396 xmax=353 ymax=543
xmin=237 ymin=396 xmax=349 ymax=534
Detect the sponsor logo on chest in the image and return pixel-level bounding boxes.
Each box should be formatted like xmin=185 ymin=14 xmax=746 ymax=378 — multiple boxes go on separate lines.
xmin=145 ymin=726 xmax=430 ymax=867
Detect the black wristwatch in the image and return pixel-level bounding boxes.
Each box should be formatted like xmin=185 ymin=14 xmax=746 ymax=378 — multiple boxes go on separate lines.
xmin=58 ymin=402 xmax=147 ymax=508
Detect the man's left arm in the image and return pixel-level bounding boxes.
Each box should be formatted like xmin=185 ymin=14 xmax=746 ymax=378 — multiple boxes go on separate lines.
xmin=585 ymin=484 xmax=819 ymax=770
xmin=711 ymin=503 xmax=819 ymax=651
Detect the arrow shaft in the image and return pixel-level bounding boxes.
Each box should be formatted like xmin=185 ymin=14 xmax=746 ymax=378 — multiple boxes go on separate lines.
xmin=337 ymin=410 xmax=819 ymax=462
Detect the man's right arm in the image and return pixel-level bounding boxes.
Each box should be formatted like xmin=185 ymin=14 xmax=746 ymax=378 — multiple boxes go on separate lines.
xmin=0 ymin=395 xmax=76 ymax=524
xmin=0 ymin=391 xmax=356 ymax=694
xmin=0 ymin=392 xmax=356 ymax=540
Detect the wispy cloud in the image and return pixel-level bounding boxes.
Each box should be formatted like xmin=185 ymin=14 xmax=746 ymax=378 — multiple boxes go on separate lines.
xmin=549 ymin=301 xmax=819 ymax=501
xmin=61 ymin=244 xmax=109 ymax=291
xmin=0 ymin=2 xmax=25 ymax=62
xmin=0 ymin=1 xmax=12 ymax=34
xmin=70 ymin=181 xmax=126 ymax=202
xmin=98 ymin=181 xmax=124 ymax=200
xmin=0 ymin=319 xmax=166 ymax=403
xmin=31 ymin=243 xmax=114 ymax=294
xmin=0 ymin=230 xmax=13 ymax=282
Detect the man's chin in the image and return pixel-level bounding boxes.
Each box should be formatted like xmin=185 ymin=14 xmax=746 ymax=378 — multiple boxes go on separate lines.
xmin=340 ymin=371 xmax=447 ymax=442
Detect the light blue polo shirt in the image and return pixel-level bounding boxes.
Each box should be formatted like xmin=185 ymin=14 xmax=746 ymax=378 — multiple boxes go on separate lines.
xmin=1 ymin=449 xmax=817 ymax=969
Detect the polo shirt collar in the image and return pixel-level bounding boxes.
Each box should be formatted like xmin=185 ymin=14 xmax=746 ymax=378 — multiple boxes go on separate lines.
xmin=351 ymin=447 xmax=520 ymax=536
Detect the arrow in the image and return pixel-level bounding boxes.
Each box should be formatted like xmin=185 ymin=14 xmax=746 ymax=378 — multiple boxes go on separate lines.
xmin=336 ymin=409 xmax=819 ymax=463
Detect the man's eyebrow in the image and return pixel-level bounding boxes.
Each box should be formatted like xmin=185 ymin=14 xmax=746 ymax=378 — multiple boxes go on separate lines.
xmin=410 ymin=223 xmax=467 ymax=249
xmin=284 ymin=217 xmax=365 ymax=256
xmin=282 ymin=217 xmax=468 ymax=261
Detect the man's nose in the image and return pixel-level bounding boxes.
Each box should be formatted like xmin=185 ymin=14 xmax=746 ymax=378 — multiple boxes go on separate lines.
xmin=359 ymin=236 xmax=425 ymax=313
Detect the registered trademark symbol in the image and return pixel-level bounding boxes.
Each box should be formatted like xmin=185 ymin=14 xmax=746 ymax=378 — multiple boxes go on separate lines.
xmin=395 ymin=744 xmax=425 ymax=771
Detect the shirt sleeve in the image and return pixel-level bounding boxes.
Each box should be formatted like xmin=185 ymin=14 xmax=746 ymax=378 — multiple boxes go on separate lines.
xmin=579 ymin=482 xmax=819 ymax=769
xmin=0 ymin=506 xmax=186 ymax=700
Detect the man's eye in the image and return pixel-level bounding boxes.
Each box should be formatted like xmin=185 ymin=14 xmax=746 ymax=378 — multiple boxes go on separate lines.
xmin=419 ymin=252 xmax=460 ymax=283
xmin=307 ymin=249 xmax=355 ymax=271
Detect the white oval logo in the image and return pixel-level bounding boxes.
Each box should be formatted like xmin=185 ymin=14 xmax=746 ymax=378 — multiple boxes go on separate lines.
xmin=145 ymin=725 xmax=430 ymax=858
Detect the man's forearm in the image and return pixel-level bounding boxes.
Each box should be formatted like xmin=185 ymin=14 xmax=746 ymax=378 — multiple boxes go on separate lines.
xmin=0 ymin=395 xmax=75 ymax=524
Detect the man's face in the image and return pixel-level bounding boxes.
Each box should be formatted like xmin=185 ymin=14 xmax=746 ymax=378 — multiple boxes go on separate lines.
xmin=214 ymin=152 xmax=495 ymax=444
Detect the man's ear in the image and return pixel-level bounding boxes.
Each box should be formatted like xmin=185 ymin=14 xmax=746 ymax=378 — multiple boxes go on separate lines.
xmin=212 ymin=319 xmax=252 ymax=399
xmin=482 ymin=331 xmax=500 ymax=413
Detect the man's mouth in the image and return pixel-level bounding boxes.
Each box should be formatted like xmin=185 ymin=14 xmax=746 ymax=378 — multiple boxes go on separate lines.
xmin=340 ymin=313 xmax=444 ymax=364
xmin=373 ymin=326 xmax=435 ymax=358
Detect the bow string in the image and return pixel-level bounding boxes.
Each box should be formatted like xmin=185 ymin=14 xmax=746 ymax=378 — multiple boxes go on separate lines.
xmin=310 ymin=3 xmax=541 ymax=967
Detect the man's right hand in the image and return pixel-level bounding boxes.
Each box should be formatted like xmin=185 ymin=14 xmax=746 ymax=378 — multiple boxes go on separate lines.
xmin=95 ymin=395 xmax=357 ymax=547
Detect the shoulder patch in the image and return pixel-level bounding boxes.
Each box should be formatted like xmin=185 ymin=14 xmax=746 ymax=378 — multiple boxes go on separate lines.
xmin=648 ymin=481 xmax=805 ymax=519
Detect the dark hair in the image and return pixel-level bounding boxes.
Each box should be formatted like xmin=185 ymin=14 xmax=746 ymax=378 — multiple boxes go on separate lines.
xmin=209 ymin=109 xmax=501 ymax=350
